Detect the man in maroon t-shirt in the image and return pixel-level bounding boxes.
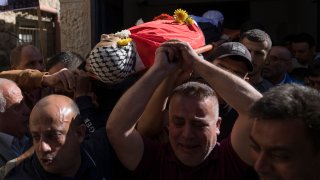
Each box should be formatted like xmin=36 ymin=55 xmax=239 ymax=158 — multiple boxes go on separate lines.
xmin=107 ymin=40 xmax=262 ymax=179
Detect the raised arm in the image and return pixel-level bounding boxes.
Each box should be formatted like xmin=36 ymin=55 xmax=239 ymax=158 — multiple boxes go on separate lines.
xmin=0 ymin=68 xmax=76 ymax=92
xmin=194 ymin=50 xmax=261 ymax=165
xmin=163 ymin=41 xmax=262 ymax=165
xmin=106 ymin=46 xmax=179 ymax=170
xmin=136 ymin=70 xmax=190 ymax=140
xmin=0 ymin=69 xmax=45 ymax=92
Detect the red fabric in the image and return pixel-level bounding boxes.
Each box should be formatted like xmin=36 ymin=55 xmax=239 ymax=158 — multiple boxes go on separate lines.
xmin=153 ymin=14 xmax=174 ymax=21
xmin=129 ymin=20 xmax=205 ymax=68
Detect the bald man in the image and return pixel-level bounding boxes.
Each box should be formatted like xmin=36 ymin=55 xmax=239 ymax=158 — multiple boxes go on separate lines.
xmin=263 ymin=46 xmax=300 ymax=85
xmin=10 ymin=44 xmax=44 ymax=71
xmin=4 ymin=95 xmax=121 ymax=179
xmin=0 ymin=78 xmax=30 ymax=166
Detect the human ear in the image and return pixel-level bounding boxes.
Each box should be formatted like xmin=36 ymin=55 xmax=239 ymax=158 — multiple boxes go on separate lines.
xmin=216 ymin=117 xmax=222 ymax=135
xmin=243 ymin=73 xmax=250 ymax=82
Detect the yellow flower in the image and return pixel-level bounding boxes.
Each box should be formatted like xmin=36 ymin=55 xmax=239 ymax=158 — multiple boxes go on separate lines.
xmin=185 ymin=16 xmax=194 ymax=25
xmin=117 ymin=38 xmax=132 ymax=46
xmin=174 ymin=9 xmax=188 ymax=24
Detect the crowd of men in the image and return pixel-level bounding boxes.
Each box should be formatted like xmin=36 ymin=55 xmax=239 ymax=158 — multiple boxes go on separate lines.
xmin=0 ymin=14 xmax=319 ymax=180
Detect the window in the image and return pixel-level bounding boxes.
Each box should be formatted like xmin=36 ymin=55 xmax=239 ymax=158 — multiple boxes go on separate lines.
xmin=15 ymin=9 xmax=56 ymax=59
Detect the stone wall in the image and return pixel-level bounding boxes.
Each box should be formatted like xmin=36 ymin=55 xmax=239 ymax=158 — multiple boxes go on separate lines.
xmin=0 ymin=0 xmax=91 ymax=70
xmin=0 ymin=19 xmax=15 ymax=70
xmin=0 ymin=0 xmax=61 ymax=70
xmin=0 ymin=11 xmax=20 ymax=70
xmin=60 ymin=0 xmax=91 ymax=58
xmin=40 ymin=0 xmax=59 ymax=10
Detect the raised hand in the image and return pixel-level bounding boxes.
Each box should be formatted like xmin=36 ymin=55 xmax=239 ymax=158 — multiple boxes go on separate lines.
xmin=152 ymin=45 xmax=179 ymax=75
xmin=73 ymin=70 xmax=92 ymax=98
xmin=42 ymin=68 xmax=76 ymax=92
xmin=160 ymin=40 xmax=200 ymax=72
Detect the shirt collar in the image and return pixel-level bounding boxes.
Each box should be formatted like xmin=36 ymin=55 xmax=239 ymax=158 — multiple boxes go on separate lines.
xmin=278 ymin=73 xmax=287 ymax=85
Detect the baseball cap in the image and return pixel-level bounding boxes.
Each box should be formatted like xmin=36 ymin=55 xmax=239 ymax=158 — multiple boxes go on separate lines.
xmin=211 ymin=42 xmax=253 ymax=72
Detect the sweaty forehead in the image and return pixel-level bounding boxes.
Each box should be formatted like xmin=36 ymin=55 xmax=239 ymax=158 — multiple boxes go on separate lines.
xmin=30 ymin=103 xmax=74 ymax=125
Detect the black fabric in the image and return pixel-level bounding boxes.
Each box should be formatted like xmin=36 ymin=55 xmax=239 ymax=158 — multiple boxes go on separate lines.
xmin=218 ymin=104 xmax=238 ymax=142
xmin=4 ymin=129 xmax=131 ymax=180
xmin=253 ymin=78 xmax=274 ymax=93
xmin=91 ymin=0 xmax=124 ymax=46
xmin=4 ymin=148 xmax=101 ymax=180
xmin=75 ymin=96 xmax=99 ymax=135
xmin=197 ymin=22 xmax=223 ymax=44
xmin=90 ymin=72 xmax=142 ymax=127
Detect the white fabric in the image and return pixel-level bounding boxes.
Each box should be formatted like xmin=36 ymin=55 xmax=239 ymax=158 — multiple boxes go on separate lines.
xmin=0 ymin=0 xmax=8 ymax=6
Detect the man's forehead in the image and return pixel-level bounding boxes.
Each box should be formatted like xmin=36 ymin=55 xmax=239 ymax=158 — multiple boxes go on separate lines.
xmin=29 ymin=116 xmax=70 ymax=133
xmin=30 ymin=110 xmax=72 ymax=129
xmin=251 ymin=120 xmax=316 ymax=154
xmin=252 ymin=118 xmax=310 ymax=138
xmin=170 ymin=96 xmax=217 ymax=114
xmin=241 ymin=37 xmax=269 ymax=51
xmin=292 ymin=42 xmax=310 ymax=49
xmin=270 ymin=48 xmax=289 ymax=59
xmin=31 ymin=103 xmax=73 ymax=122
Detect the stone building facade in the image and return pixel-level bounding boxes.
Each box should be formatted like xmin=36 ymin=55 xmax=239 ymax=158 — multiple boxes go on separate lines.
xmin=60 ymin=0 xmax=91 ymax=58
xmin=0 ymin=0 xmax=91 ymax=70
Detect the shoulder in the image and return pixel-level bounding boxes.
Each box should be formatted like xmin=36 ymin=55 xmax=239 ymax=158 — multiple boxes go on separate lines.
xmin=4 ymin=156 xmax=36 ymax=180
xmin=213 ymin=137 xmax=255 ymax=178
xmin=254 ymin=79 xmax=273 ymax=93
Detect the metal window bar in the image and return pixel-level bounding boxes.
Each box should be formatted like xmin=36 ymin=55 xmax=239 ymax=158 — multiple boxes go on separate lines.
xmin=15 ymin=9 xmax=55 ymax=59
xmin=17 ymin=26 xmax=44 ymax=47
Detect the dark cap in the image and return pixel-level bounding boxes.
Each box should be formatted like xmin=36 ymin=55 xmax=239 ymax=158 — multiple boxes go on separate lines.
xmin=211 ymin=42 xmax=253 ymax=72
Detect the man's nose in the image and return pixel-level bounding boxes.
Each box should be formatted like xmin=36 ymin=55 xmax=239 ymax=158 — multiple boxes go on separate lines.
xmin=254 ymin=152 xmax=272 ymax=174
xmin=38 ymin=139 xmax=52 ymax=153
xmin=181 ymin=124 xmax=194 ymax=139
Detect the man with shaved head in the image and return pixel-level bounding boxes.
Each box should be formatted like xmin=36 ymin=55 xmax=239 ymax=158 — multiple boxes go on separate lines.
xmin=29 ymin=95 xmax=84 ymax=176
xmin=4 ymin=95 xmax=119 ymax=179
xmin=263 ymin=46 xmax=299 ymax=85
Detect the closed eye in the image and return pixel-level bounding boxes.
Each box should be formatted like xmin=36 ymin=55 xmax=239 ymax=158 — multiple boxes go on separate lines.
xmin=249 ymin=135 xmax=261 ymax=153
xmin=172 ymin=117 xmax=185 ymax=127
